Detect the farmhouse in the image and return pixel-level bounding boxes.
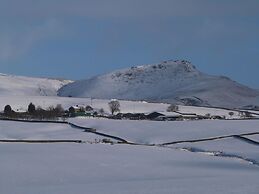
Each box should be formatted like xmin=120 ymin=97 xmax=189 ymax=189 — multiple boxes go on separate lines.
xmin=69 ymin=105 xmax=95 ymax=117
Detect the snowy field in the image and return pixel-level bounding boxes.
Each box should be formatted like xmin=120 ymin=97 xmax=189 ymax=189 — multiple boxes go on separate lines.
xmin=169 ymin=137 xmax=259 ymax=163
xmin=0 ymin=120 xmax=100 ymax=142
xmin=0 ymin=95 xmax=168 ymax=113
xmin=1 ymin=143 xmax=259 ymax=194
xmin=70 ymin=118 xmax=259 ymax=144
xmin=249 ymin=135 xmax=259 ymax=141
xmin=0 ymin=95 xmax=259 ymax=193
xmin=0 ymin=119 xmax=259 ymax=194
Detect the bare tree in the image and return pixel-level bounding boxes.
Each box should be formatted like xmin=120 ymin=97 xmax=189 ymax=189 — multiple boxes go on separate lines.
xmin=54 ymin=104 xmax=64 ymax=116
xmin=108 ymin=100 xmax=120 ymax=115
xmin=239 ymin=111 xmax=252 ymax=118
xmin=99 ymin=108 xmax=105 ymax=115
xmin=167 ymin=104 xmax=179 ymax=112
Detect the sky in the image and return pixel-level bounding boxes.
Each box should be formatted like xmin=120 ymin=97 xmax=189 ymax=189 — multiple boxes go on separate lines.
xmin=0 ymin=0 xmax=259 ymax=88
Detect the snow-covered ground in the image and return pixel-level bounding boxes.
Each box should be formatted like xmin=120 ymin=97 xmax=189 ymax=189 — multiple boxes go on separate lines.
xmin=0 ymin=73 xmax=71 ymax=96
xmin=0 ymin=119 xmax=259 ymax=194
xmin=170 ymin=137 xmax=259 ymax=163
xmin=179 ymin=105 xmax=241 ymax=118
xmin=0 ymin=95 xmax=168 ymax=113
xmin=0 ymin=120 xmax=99 ymax=141
xmin=1 ymin=60 xmax=259 ymax=193
xmin=1 ymin=143 xmax=259 ymax=194
xmin=70 ymin=118 xmax=259 ymax=144
xmin=0 ymin=94 xmax=259 ymax=193
xmin=249 ymin=135 xmax=259 ymax=141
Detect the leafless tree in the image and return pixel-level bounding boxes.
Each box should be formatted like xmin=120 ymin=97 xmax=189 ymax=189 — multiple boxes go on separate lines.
xmin=167 ymin=104 xmax=179 ymax=112
xmin=108 ymin=100 xmax=120 ymax=115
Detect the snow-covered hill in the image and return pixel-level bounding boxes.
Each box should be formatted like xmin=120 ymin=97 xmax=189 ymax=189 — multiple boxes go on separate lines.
xmin=58 ymin=60 xmax=259 ymax=108
xmin=0 ymin=73 xmax=72 ymax=96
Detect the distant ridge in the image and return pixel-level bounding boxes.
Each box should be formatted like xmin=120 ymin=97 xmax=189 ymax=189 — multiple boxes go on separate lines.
xmin=0 ymin=73 xmax=72 ymax=96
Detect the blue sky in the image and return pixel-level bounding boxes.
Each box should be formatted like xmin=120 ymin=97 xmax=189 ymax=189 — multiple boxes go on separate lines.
xmin=0 ymin=0 xmax=259 ymax=88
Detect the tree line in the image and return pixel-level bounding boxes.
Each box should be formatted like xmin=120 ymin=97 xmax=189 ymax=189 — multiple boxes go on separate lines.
xmin=2 ymin=103 xmax=65 ymax=120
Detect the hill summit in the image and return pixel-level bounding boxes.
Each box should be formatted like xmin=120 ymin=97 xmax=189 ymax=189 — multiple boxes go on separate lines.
xmin=58 ymin=60 xmax=259 ymax=108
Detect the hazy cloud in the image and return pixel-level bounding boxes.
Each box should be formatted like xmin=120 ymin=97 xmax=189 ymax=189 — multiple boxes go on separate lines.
xmin=1 ymin=0 xmax=259 ymax=20
xmin=0 ymin=0 xmax=258 ymax=87
xmin=0 ymin=19 xmax=63 ymax=60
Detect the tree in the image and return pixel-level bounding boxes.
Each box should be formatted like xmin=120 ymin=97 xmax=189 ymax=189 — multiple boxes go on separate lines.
xmin=28 ymin=103 xmax=36 ymax=114
xmin=36 ymin=105 xmax=44 ymax=111
xmin=85 ymin=105 xmax=93 ymax=111
xmin=4 ymin=105 xmax=13 ymax=116
xmin=205 ymin=113 xmax=211 ymax=118
xmin=239 ymin=111 xmax=252 ymax=118
xmin=68 ymin=106 xmax=76 ymax=117
xmin=47 ymin=105 xmax=55 ymax=112
xmin=35 ymin=106 xmax=46 ymax=119
xmin=244 ymin=112 xmax=252 ymax=118
xmin=69 ymin=106 xmax=75 ymax=113
xmin=99 ymin=108 xmax=105 ymax=115
xmin=228 ymin=112 xmax=234 ymax=117
xmin=54 ymin=104 xmax=64 ymax=116
xmin=108 ymin=100 xmax=120 ymax=115
xmin=167 ymin=104 xmax=179 ymax=112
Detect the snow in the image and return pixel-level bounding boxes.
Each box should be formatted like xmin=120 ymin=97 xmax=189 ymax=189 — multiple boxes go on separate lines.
xmin=0 ymin=73 xmax=71 ymax=96
xmin=1 ymin=115 xmax=259 ymax=193
xmin=248 ymin=135 xmax=259 ymax=141
xmin=0 ymin=95 xmax=169 ymax=113
xmin=170 ymin=137 xmax=259 ymax=162
xmin=1 ymin=143 xmax=259 ymax=194
xmin=0 ymin=120 xmax=100 ymax=141
xmin=178 ymin=105 xmax=240 ymax=119
xmin=0 ymin=67 xmax=259 ymax=114
xmin=58 ymin=60 xmax=259 ymax=108
xmin=1 ymin=84 xmax=259 ymax=194
xmin=1 ymin=61 xmax=259 ymax=193
xmin=69 ymin=118 xmax=259 ymax=144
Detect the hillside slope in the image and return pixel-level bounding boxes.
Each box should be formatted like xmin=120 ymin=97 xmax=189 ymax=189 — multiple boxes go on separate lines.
xmin=0 ymin=73 xmax=71 ymax=96
xmin=58 ymin=60 xmax=259 ymax=108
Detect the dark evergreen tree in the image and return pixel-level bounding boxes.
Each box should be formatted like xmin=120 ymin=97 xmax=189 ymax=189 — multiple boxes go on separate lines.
xmin=28 ymin=103 xmax=36 ymax=114
xmin=68 ymin=106 xmax=76 ymax=117
xmin=4 ymin=105 xmax=13 ymax=116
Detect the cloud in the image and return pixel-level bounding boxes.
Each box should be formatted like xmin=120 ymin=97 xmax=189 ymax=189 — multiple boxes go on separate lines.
xmin=1 ymin=0 xmax=259 ymax=21
xmin=0 ymin=0 xmax=258 ymax=82
xmin=0 ymin=19 xmax=62 ymax=60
